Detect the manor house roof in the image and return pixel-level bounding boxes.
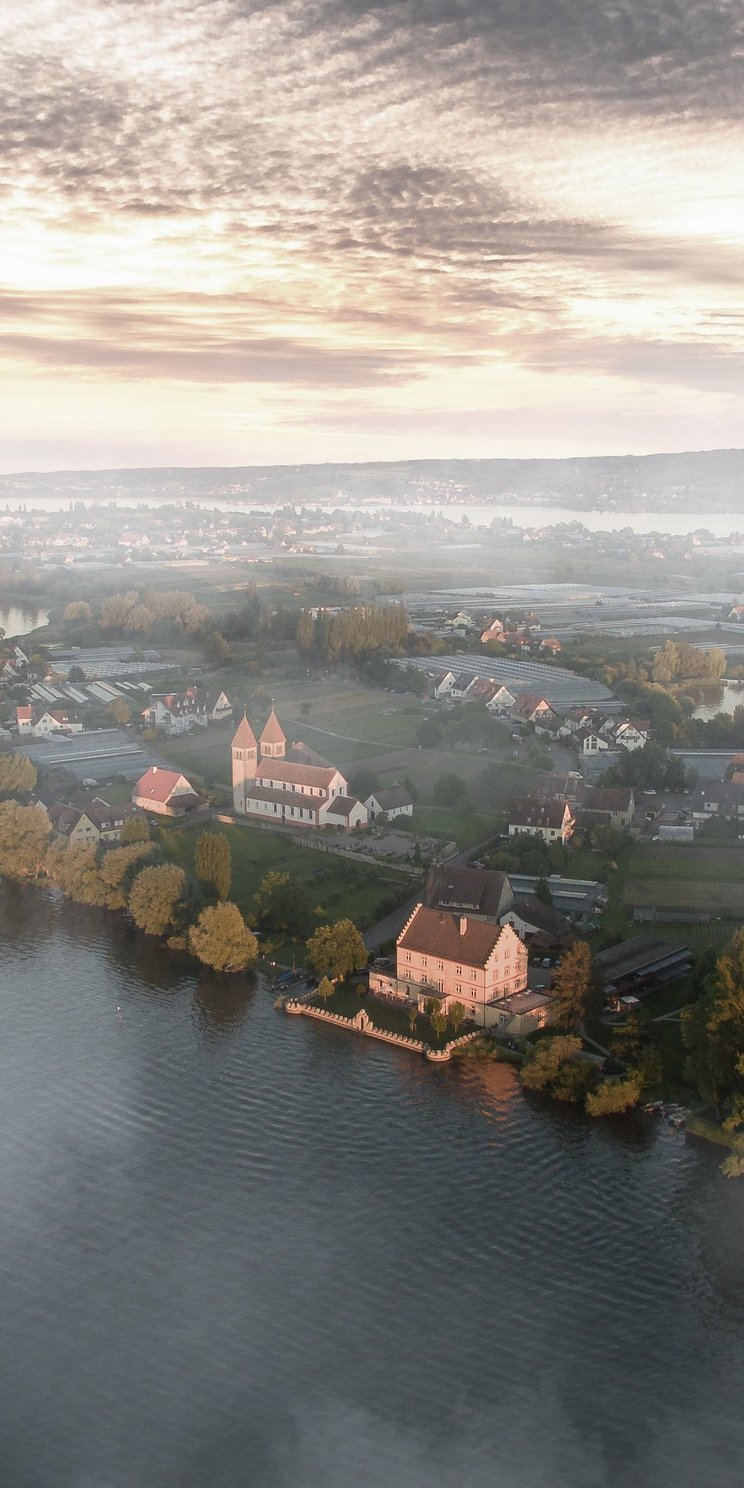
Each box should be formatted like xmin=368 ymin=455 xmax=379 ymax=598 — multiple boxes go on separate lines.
xmin=399 ymin=904 xmax=505 ymax=970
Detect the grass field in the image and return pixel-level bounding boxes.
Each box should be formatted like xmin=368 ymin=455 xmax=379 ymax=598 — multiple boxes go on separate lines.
xmin=646 ymin=920 xmax=744 ymax=953
xmin=624 ymin=879 xmax=744 ymax=913
xmin=310 ymin=984 xmax=451 ymax=1048
xmin=627 ymin=843 xmax=744 ymax=882
xmin=161 ymin=820 xmax=415 ymax=959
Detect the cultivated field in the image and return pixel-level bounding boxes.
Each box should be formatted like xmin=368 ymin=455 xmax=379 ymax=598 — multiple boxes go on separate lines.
xmin=624 ymin=879 xmax=744 ymax=913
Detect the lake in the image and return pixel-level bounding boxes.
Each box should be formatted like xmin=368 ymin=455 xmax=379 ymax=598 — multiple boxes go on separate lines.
xmin=0 ymin=489 xmax=741 ymax=538
xmin=0 ymin=604 xmax=50 ymax=639
xmin=691 ymin=681 xmax=744 ymax=721
xmin=1 ymin=885 xmax=744 ymax=1488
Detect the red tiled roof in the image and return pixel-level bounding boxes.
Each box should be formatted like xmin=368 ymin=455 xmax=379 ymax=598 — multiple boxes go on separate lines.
xmin=232 ymin=715 xmax=258 ymax=749
xmin=256 ymin=758 xmax=337 ymax=789
xmin=133 ymin=767 xmax=192 ymax=803
xmin=260 ymin=708 xmax=286 ymax=746
xmin=399 ymin=904 xmax=505 ymax=969
xmin=245 ymin=785 xmax=321 ymax=816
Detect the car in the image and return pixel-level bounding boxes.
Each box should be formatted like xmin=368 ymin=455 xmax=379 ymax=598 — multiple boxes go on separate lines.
xmin=540 ymin=957 xmax=551 ymax=967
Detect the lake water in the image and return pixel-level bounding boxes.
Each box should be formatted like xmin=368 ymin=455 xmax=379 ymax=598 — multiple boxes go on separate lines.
xmin=691 ymin=681 xmax=744 ymax=721
xmin=0 ymin=604 xmax=49 ymax=639
xmin=2 ymin=885 xmax=744 ymax=1488
xmin=0 ymin=489 xmax=742 ymax=538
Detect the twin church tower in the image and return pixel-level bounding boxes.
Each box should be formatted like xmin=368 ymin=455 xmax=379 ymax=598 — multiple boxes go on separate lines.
xmin=231 ymin=708 xmax=368 ymax=830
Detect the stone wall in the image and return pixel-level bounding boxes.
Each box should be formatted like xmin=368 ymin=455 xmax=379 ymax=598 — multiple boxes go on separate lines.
xmin=283 ymin=1000 xmax=481 ymax=1062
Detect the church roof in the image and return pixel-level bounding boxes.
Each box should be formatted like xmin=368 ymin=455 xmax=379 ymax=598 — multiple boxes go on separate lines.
xmin=232 ymin=715 xmax=257 ymax=749
xmin=260 ymin=708 xmax=286 ymax=746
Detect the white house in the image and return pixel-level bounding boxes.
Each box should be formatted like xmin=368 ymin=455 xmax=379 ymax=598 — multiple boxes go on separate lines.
xmin=132 ymin=766 xmax=201 ymax=817
xmin=32 ymin=708 xmax=83 ymax=738
xmin=365 ymin=785 xmax=414 ymax=821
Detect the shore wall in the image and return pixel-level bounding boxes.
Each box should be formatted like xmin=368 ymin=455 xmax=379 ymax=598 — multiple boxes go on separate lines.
xmin=283 ymin=1000 xmax=480 ymax=1061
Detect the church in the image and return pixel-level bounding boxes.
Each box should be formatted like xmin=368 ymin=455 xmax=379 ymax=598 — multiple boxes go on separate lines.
xmin=231 ymin=708 xmax=369 ymax=831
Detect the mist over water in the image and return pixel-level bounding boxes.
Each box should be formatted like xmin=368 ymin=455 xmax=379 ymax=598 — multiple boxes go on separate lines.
xmin=1 ymin=885 xmax=743 ymax=1488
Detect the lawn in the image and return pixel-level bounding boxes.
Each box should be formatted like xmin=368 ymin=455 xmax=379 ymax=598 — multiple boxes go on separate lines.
xmin=628 ymin=844 xmax=744 ymax=882
xmin=160 ymin=820 xmax=413 ymax=958
xmin=395 ymin=806 xmax=501 ymax=849
xmin=309 ymin=984 xmax=452 ymax=1049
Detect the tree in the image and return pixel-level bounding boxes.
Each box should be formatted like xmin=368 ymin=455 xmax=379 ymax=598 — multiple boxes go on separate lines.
xmin=448 ymin=1001 xmax=466 ymax=1032
xmin=551 ymin=942 xmax=597 ymax=1032
xmin=106 ymin=697 xmax=132 ymax=727
xmin=316 ymin=975 xmax=335 ymax=1004
xmin=256 ymin=869 xmax=308 ymax=935
xmin=521 ymin=1035 xmax=592 ymax=1103
xmin=194 ymin=831 xmax=232 ymax=900
xmin=128 ymin=864 xmax=187 ymax=936
xmin=534 ymin=876 xmax=553 ymax=906
xmin=97 ymin=842 xmax=155 ymax=908
xmin=63 ymin=602 xmax=92 ymax=625
xmin=188 ymin=901 xmax=258 ymax=972
xmin=67 ymin=664 xmax=87 ymax=684
xmin=0 ymin=800 xmax=50 ymax=878
xmin=683 ymin=929 xmax=744 ymax=1112
xmin=407 ymin=1004 xmax=419 ymax=1033
xmin=586 ymin=1075 xmax=642 ymax=1117
xmin=48 ymin=842 xmax=109 ymax=906
xmin=120 ymin=814 xmax=150 ymax=844
xmin=432 ymin=772 xmax=470 ymax=808
xmin=0 ymin=752 xmax=37 ymax=800
xmin=306 ymin=918 xmax=368 ymax=982
xmin=431 ymin=1009 xmax=449 ymax=1039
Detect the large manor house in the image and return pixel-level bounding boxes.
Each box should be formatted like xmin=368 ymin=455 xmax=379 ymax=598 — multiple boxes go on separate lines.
xmin=231 ymin=709 xmax=368 ymax=830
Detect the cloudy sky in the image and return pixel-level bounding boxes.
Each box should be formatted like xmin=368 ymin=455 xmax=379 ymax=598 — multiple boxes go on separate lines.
xmin=1 ymin=0 xmax=743 ymax=470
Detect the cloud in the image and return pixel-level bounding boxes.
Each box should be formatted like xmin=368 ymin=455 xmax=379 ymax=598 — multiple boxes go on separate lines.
xmin=0 ymin=0 xmax=742 ymax=461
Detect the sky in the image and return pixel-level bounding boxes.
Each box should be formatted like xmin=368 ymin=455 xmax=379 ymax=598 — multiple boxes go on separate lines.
xmin=1 ymin=0 xmax=743 ymax=471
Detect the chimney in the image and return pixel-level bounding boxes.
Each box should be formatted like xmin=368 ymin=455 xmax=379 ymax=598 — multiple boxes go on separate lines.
xmin=152 ymin=766 xmax=157 ymax=773
xmin=459 ymin=916 xmax=468 ymax=935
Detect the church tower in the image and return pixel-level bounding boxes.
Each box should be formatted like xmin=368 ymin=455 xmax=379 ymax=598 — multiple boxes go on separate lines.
xmin=231 ymin=714 xmax=258 ymax=813
xmin=260 ymin=707 xmax=286 ymax=760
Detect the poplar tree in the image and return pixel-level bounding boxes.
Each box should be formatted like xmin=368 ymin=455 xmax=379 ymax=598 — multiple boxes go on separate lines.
xmin=194 ymin=831 xmax=232 ymax=900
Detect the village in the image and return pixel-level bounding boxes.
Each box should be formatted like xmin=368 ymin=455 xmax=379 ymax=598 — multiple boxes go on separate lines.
xmin=3 ymin=557 xmax=744 ymax=1119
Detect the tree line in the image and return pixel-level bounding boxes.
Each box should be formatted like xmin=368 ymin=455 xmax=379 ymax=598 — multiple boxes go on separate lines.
xmin=0 ymin=804 xmax=258 ymax=973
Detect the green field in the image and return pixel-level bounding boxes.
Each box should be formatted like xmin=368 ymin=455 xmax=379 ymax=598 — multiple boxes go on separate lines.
xmin=161 ymin=820 xmax=415 ymax=959
xmin=309 ymin=984 xmax=451 ymax=1048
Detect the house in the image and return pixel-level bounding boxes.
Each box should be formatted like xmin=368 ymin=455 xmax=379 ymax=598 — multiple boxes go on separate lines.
xmin=480 ymin=619 xmax=505 ymax=644
xmin=444 ymin=611 xmax=476 ymax=634
xmin=539 ymin=637 xmax=562 ymax=654
xmin=449 ymin=673 xmax=479 ymax=703
xmin=728 ymin=604 xmax=744 ymax=622
xmin=368 ymin=903 xmax=531 ymax=1029
xmin=16 ymin=704 xmax=33 ymax=735
xmin=513 ymin=694 xmax=556 ymax=725
xmin=232 ymin=710 xmax=368 ymax=830
xmin=726 ymin=754 xmax=744 ymax=786
xmin=692 ymin=783 xmax=744 ymax=822
xmin=46 ymin=796 xmax=135 ymax=845
xmin=32 ymin=708 xmax=83 ymax=738
xmin=132 ymin=766 xmax=202 ymax=817
xmin=365 ymin=785 xmax=414 ymax=821
xmin=432 ymin=670 xmax=456 ymax=700
xmin=580 ymin=786 xmax=635 ymax=829
xmin=571 ymin=728 xmax=610 ymax=756
xmin=423 ymin=864 xmax=515 ymax=923
xmin=142 ymin=687 xmax=232 ymax=736
xmin=501 ymin=896 xmax=574 ymax=952
xmin=509 ymin=797 xmax=576 ymax=845
xmin=534 ymin=772 xmax=586 ymax=806
xmin=612 ymin=720 xmax=652 ymax=752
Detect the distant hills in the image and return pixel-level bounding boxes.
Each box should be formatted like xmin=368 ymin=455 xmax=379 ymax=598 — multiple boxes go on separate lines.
xmin=2 ymin=449 xmax=744 ymax=512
